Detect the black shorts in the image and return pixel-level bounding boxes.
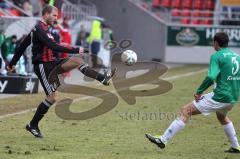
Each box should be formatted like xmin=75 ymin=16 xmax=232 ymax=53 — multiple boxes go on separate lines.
xmin=34 ymin=58 xmax=68 ymax=95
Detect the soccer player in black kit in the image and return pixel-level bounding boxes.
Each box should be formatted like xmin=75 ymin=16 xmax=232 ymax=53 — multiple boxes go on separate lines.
xmin=7 ymin=5 xmax=116 ymax=138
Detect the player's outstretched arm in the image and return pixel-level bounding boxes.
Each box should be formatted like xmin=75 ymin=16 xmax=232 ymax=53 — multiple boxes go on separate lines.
xmin=9 ymin=33 xmax=31 ymax=68
xmin=35 ymin=25 xmax=88 ymax=54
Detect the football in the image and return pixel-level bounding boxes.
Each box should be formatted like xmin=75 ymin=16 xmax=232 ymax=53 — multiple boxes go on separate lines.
xmin=121 ymin=50 xmax=138 ymax=66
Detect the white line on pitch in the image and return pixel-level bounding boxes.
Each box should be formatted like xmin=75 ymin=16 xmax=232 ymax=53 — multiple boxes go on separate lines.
xmin=0 ymin=68 xmax=207 ymax=120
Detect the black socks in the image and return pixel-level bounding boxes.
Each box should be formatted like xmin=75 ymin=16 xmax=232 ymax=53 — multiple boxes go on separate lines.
xmin=30 ymin=99 xmax=53 ymax=127
xmin=79 ymin=64 xmax=105 ymax=82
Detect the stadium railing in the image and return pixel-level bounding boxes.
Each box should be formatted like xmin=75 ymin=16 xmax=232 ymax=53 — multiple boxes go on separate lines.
xmin=61 ymin=0 xmax=97 ymax=21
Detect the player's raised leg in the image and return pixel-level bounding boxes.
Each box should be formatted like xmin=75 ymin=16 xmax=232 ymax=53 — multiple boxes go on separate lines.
xmin=60 ymin=56 xmax=116 ymax=85
xmin=145 ymin=102 xmax=201 ymax=149
xmin=216 ymin=111 xmax=240 ymax=153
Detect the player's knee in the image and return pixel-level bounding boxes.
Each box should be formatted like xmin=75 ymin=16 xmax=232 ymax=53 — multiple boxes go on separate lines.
xmin=179 ymin=107 xmax=190 ymax=122
xmin=216 ymin=113 xmax=230 ymax=125
xmin=180 ymin=107 xmax=190 ymax=117
xmin=46 ymin=93 xmax=57 ymax=104
xmin=70 ymin=57 xmax=84 ymax=65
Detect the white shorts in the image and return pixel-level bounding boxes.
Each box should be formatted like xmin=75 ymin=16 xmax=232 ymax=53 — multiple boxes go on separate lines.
xmin=193 ymin=92 xmax=233 ymax=116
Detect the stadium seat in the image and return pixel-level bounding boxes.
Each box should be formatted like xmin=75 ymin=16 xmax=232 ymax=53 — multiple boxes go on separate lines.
xmin=171 ymin=8 xmax=181 ymax=16
xmin=182 ymin=0 xmax=193 ymax=9
xmin=181 ymin=18 xmax=191 ymax=24
xmin=161 ymin=0 xmax=171 ymax=8
xmin=182 ymin=9 xmax=191 ymax=17
xmin=205 ymin=0 xmax=215 ymax=10
xmin=201 ymin=19 xmax=213 ymax=25
xmin=191 ymin=10 xmax=201 ymax=24
xmin=193 ymin=10 xmax=202 ymax=17
xmin=203 ymin=10 xmax=213 ymax=17
xmin=172 ymin=0 xmax=182 ymax=9
xmin=191 ymin=19 xmax=200 ymax=24
xmin=152 ymin=0 xmax=161 ymax=7
xmin=193 ymin=0 xmax=202 ymax=9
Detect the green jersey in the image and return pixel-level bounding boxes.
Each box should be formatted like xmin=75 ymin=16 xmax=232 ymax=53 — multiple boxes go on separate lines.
xmin=196 ymin=48 xmax=240 ymax=104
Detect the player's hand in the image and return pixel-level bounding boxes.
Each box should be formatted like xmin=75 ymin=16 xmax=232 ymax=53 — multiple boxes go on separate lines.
xmin=79 ymin=47 xmax=84 ymax=54
xmin=79 ymin=47 xmax=89 ymax=54
xmin=7 ymin=65 xmax=16 ymax=73
xmin=194 ymin=94 xmax=202 ymax=102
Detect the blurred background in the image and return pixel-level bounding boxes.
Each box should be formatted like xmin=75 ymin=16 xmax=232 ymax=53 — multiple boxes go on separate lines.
xmin=0 ymin=2 xmax=240 ymax=158
xmin=1 ymin=0 xmax=240 ymax=72
xmin=0 ymin=0 xmax=240 ymax=92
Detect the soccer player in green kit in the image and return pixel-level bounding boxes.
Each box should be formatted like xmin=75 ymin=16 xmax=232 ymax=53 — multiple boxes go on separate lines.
xmin=145 ymin=32 xmax=240 ymax=153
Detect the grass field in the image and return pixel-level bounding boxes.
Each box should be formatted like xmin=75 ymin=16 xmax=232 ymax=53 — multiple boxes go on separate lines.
xmin=1 ymin=65 xmax=240 ymax=159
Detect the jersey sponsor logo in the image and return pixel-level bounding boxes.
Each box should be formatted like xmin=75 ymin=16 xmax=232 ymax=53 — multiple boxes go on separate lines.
xmin=227 ymin=76 xmax=240 ymax=81
xmin=0 ymin=80 xmax=8 ymax=93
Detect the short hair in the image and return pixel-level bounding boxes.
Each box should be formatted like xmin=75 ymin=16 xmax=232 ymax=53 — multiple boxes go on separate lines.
xmin=11 ymin=35 xmax=17 ymax=39
xmin=213 ymin=32 xmax=229 ymax=48
xmin=42 ymin=5 xmax=57 ymax=16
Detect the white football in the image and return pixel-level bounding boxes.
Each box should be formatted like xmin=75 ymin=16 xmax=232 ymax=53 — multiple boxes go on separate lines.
xmin=121 ymin=50 xmax=137 ymax=66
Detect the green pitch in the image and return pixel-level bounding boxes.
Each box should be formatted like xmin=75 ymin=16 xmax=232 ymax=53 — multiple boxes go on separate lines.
xmin=0 ymin=65 xmax=240 ymax=159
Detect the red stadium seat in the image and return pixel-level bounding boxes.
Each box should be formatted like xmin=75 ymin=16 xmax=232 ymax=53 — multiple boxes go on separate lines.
xmin=205 ymin=0 xmax=215 ymax=10
xmin=201 ymin=19 xmax=213 ymax=25
xmin=193 ymin=0 xmax=202 ymax=9
xmin=191 ymin=19 xmax=200 ymax=25
xmin=193 ymin=10 xmax=202 ymax=17
xmin=203 ymin=10 xmax=213 ymax=17
xmin=191 ymin=10 xmax=202 ymax=25
xmin=171 ymin=8 xmax=181 ymax=16
xmin=152 ymin=0 xmax=161 ymax=7
xmin=182 ymin=9 xmax=191 ymax=17
xmin=181 ymin=18 xmax=191 ymax=24
xmin=182 ymin=0 xmax=192 ymax=9
xmin=161 ymin=0 xmax=171 ymax=8
xmin=172 ymin=0 xmax=182 ymax=9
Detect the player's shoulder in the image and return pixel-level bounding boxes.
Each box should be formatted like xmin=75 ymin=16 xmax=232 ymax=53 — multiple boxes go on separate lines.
xmin=213 ymin=48 xmax=234 ymax=58
xmin=210 ymin=51 xmax=223 ymax=63
xmin=210 ymin=52 xmax=219 ymax=59
xmin=35 ymin=21 xmax=48 ymax=31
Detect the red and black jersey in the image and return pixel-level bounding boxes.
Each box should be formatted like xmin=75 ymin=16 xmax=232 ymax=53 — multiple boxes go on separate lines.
xmin=9 ymin=21 xmax=80 ymax=67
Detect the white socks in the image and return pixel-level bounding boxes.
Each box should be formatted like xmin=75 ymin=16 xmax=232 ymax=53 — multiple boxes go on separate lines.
xmin=160 ymin=119 xmax=186 ymax=144
xmin=223 ymin=122 xmax=239 ymax=148
xmin=159 ymin=119 xmax=239 ymax=148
